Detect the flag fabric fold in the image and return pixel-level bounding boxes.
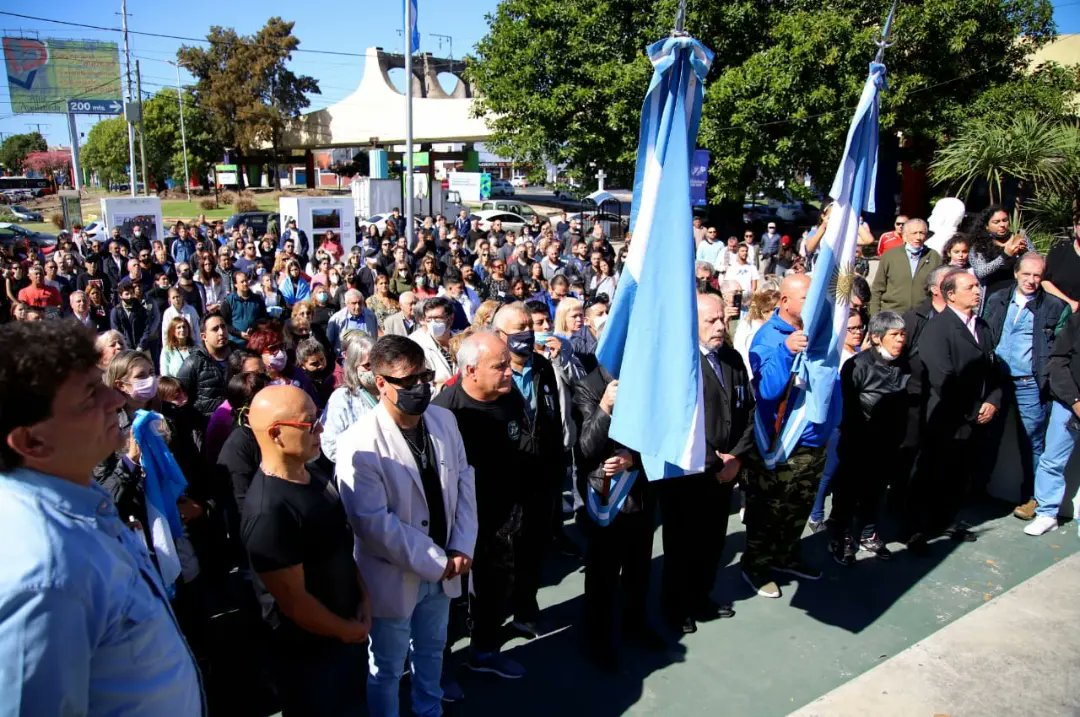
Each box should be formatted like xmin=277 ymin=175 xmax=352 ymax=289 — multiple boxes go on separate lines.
xmin=406 ymin=0 xmax=420 ymax=51
xmin=753 ymin=61 xmax=887 ymax=469
xmin=133 ymin=409 xmax=189 ymax=592
xmin=596 ymin=35 xmax=714 ymax=481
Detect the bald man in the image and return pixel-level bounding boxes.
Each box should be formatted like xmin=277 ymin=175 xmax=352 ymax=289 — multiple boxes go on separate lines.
xmin=743 ymin=274 xmax=841 ymax=599
xmin=241 ymin=385 xmax=370 ymax=716
xmin=492 ymin=302 xmax=566 ymax=638
xmin=659 ymin=292 xmax=756 ymax=634
xmin=432 ymin=331 xmax=527 ymax=678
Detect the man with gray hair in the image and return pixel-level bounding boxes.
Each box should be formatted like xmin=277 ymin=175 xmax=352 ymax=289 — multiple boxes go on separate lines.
xmin=67 ymin=290 xmax=94 ymax=328
xmin=326 ymin=289 xmax=378 ymax=354
xmin=870 ymin=218 xmax=942 ymax=315
xmin=983 ymin=252 xmax=1070 ymax=520
xmin=903 ymin=263 xmax=954 ymax=355
xmin=383 ymin=290 xmax=418 ymax=337
xmin=432 ymin=331 xmax=527 ymax=679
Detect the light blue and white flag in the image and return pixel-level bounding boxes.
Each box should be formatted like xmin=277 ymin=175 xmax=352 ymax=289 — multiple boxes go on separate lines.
xmin=753 ymin=61 xmax=887 ymax=469
xmin=133 ymin=409 xmax=189 ymax=592
xmin=405 ymin=0 xmax=420 ymax=51
xmin=596 ymin=35 xmax=714 ymax=481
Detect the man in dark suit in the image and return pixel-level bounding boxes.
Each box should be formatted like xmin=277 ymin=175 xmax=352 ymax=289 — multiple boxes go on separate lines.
xmin=658 ymin=292 xmax=755 ymax=634
xmin=109 ymin=278 xmax=155 ymax=352
xmin=869 ymin=218 xmax=941 ymax=316
xmin=353 ymin=250 xmax=381 ymax=298
xmin=906 ymin=269 xmax=1002 ymax=553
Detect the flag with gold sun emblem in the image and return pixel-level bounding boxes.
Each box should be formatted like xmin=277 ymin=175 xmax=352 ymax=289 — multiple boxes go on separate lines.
xmin=754 ymin=61 xmax=886 ymax=469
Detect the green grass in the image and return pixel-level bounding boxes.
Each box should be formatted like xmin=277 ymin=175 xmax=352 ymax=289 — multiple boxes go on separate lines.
xmin=160 ymin=197 xmax=278 ymax=221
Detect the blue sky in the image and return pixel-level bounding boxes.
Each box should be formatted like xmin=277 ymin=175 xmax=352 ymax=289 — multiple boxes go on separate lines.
xmin=1 ymin=0 xmax=1079 ymax=150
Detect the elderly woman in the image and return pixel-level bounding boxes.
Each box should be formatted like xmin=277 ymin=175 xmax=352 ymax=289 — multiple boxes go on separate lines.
xmin=95 ymin=329 xmax=128 ymax=369
xmin=828 ymin=310 xmax=910 ymax=566
xmin=320 ymin=332 xmax=378 ymax=461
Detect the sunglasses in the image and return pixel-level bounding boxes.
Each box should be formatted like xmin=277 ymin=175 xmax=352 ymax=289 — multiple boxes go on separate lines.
xmin=380 ymin=370 xmax=435 ymax=388
xmin=267 ymin=419 xmax=319 ymax=435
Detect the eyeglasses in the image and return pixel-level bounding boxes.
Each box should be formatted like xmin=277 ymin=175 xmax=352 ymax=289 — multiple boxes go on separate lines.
xmin=846 ymin=325 xmax=865 ymax=333
xmin=380 ymin=369 xmax=435 ymax=388
xmin=267 ymin=420 xmax=319 ymax=435
xmin=895 ymin=222 xmax=905 ymax=227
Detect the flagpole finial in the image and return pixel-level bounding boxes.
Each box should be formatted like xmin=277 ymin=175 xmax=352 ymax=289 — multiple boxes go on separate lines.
xmin=673 ymin=0 xmax=688 ymax=36
xmin=874 ymin=0 xmax=900 ymax=63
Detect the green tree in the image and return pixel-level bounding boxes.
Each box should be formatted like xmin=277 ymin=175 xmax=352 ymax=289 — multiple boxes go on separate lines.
xmin=469 ymin=0 xmax=1058 ymax=202
xmin=141 ymin=87 xmax=222 ymax=189
xmin=177 ymin=17 xmax=319 ymax=188
xmin=0 ymin=132 xmax=47 ymax=174
xmin=81 ymin=118 xmax=131 ymax=186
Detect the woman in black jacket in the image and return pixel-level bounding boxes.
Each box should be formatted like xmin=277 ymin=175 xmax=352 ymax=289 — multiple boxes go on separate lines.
xmin=829 ymin=310 xmax=911 ymax=566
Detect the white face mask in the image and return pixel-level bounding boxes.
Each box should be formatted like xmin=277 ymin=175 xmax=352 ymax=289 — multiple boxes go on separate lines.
xmin=265 ymin=350 xmax=287 ymax=372
xmin=129 ymin=375 xmax=158 ymax=401
xmin=429 ymin=319 xmax=448 ymax=338
xmin=592 ymin=313 xmax=608 ymax=332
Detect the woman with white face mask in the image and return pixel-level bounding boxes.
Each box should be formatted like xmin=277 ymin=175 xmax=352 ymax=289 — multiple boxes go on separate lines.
xmin=408 ymin=296 xmax=456 ymax=392
xmin=571 ymin=297 xmax=610 ymax=359
xmin=104 ymin=350 xmax=160 ymax=429
xmin=320 ymin=332 xmax=378 ymax=461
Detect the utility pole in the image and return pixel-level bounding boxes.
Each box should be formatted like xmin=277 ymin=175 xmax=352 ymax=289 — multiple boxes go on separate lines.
xmin=168 ymin=60 xmax=191 ymax=201
xmin=430 ymin=33 xmax=452 ymax=59
xmin=25 ymin=123 xmax=48 ymax=135
xmin=404 ymin=0 xmax=415 ymax=242
xmin=120 ymin=0 xmax=137 ymax=197
xmin=136 ymin=60 xmax=148 ymax=196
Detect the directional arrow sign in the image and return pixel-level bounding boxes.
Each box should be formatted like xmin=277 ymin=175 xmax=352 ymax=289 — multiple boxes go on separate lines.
xmin=67 ymin=99 xmax=123 ymax=114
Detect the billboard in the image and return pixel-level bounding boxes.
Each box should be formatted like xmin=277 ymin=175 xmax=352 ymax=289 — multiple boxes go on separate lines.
xmin=3 ymin=38 xmax=121 ymax=114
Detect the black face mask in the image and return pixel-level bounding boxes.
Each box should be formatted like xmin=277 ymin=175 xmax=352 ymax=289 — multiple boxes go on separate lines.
xmin=179 ymin=270 xmax=193 ymax=280
xmin=393 ymin=381 xmax=432 ymax=416
xmin=507 ymin=330 xmax=535 ymax=357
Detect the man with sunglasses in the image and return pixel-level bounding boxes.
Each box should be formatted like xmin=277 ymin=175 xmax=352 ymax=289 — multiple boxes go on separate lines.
xmin=336 ymin=335 xmax=477 ymax=717
xmin=242 ymin=385 xmax=369 ymax=715
xmin=877 ymin=215 xmax=908 ymax=257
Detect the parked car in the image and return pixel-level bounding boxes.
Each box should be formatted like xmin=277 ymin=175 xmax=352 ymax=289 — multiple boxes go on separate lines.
xmin=8 ymin=205 xmax=43 ymax=222
xmin=224 ymin=211 xmax=275 ymax=236
xmin=479 ymin=200 xmax=537 ymax=220
xmin=490 ymin=179 xmax=515 ymax=197
xmin=510 ymin=176 xmax=528 ymax=188
xmin=0 ymin=222 xmax=58 ymax=256
xmin=81 ymin=220 xmax=106 ymax=240
xmin=473 ymin=209 xmax=528 ymax=234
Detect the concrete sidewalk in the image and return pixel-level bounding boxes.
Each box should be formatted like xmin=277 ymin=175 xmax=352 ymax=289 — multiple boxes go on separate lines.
xmin=791 ymin=551 xmax=1080 ymax=717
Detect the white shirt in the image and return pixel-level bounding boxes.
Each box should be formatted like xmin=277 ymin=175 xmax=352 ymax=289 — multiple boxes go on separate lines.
xmin=726 ymin=262 xmax=759 ymax=295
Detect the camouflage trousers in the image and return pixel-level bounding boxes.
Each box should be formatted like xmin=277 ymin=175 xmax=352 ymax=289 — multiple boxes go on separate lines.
xmin=740 ymin=445 xmax=827 ymax=575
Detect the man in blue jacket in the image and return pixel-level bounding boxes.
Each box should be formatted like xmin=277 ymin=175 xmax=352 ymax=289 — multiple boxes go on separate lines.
xmin=743 ymin=274 xmax=841 ymax=600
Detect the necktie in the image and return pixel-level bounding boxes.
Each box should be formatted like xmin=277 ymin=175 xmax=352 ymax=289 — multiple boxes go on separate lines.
xmin=705 ymin=350 xmax=725 ymax=387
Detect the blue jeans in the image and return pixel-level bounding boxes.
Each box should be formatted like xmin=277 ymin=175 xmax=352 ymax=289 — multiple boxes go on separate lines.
xmin=1034 ymin=402 xmax=1080 ymax=518
xmin=810 ymin=428 xmax=840 ymax=523
xmin=367 ymin=581 xmax=450 ymax=717
xmin=1012 ymin=377 xmax=1049 ymax=499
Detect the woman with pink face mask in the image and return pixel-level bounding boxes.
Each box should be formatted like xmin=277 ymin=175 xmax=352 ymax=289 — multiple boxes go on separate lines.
xmin=105 ymin=349 xmax=161 ymax=426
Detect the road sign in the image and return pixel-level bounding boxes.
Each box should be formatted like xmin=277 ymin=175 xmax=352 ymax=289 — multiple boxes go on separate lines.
xmin=67 ymin=98 xmax=122 ymax=114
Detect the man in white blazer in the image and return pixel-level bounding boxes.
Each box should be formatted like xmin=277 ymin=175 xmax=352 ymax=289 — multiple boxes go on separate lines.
xmin=335 ymin=334 xmax=477 ymax=717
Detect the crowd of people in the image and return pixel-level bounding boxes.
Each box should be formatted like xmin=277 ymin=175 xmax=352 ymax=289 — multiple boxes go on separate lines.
xmin=1 ymin=197 xmax=1078 ymax=716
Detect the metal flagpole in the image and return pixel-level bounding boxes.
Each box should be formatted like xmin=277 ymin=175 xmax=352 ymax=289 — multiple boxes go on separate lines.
xmin=404 ymin=0 xmax=415 ymax=246
xmin=170 ymin=60 xmax=192 ymax=201
xmin=121 ymin=0 xmax=137 ymax=197
xmin=136 ymin=60 xmax=148 ymax=196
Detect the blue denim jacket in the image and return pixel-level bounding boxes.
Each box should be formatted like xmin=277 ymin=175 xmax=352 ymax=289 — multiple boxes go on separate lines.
xmin=0 ymin=467 xmax=204 ymax=717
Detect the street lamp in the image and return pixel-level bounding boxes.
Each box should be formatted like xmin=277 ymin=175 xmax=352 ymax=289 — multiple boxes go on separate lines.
xmin=166 ymin=60 xmax=192 ymax=202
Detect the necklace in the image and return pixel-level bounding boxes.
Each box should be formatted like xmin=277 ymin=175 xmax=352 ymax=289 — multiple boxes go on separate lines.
xmin=401 ymin=420 xmax=429 ymax=470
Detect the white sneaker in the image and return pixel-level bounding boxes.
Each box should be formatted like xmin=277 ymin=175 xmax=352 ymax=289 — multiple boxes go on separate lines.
xmin=1024 ymin=515 xmax=1058 ymax=536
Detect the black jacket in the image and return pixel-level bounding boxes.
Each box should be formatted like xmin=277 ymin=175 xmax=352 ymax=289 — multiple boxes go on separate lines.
xmin=902 ymin=298 xmax=938 ymax=358
xmin=110 ymin=302 xmax=155 ymax=351
xmin=1047 ymin=311 xmax=1080 ymax=410
xmin=699 ymin=344 xmax=757 ymax=474
xmin=521 ymin=352 xmax=565 ymax=476
xmin=839 ymin=349 xmax=910 ymax=456
xmin=216 ymin=424 xmax=261 ymax=517
xmin=918 ymin=307 xmax=1003 ymax=440
xmin=983 ymin=283 xmax=1070 ymax=396
xmin=177 ymin=346 xmax=229 ymax=418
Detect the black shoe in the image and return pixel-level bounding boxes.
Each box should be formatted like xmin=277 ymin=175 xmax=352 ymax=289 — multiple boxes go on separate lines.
xmin=694 ymin=599 xmax=735 ymax=620
xmin=906 ymin=534 xmax=931 ymax=556
xmin=829 ymin=534 xmax=856 ymax=566
xmin=677 ymin=617 xmax=698 ymax=634
xmin=946 ymin=526 xmax=977 ymax=543
xmin=859 ymin=534 xmax=893 ymax=560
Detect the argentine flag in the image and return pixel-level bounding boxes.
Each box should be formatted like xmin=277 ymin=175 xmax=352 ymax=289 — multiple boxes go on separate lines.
xmin=753 ymin=62 xmax=886 ymax=469
xmin=596 ymin=35 xmax=714 ymax=481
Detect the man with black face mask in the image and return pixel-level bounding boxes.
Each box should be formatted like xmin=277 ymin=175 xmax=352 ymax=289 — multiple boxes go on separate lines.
xmin=335 ymin=335 xmax=477 ymax=716
xmin=491 ymin=302 xmax=565 ymax=638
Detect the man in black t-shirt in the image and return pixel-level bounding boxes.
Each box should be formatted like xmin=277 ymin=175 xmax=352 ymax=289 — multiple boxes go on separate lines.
xmin=241 ymin=385 xmax=370 ymax=717
xmin=1043 ymin=230 xmax=1080 ymax=313
xmin=433 ymin=332 xmax=527 ymax=680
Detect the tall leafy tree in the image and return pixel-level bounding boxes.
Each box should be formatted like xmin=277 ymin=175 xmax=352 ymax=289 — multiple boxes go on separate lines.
xmin=178 ymin=17 xmax=319 ymax=188
xmin=469 ymin=0 xmax=1059 ymax=206
xmin=0 ymin=132 xmax=47 ymax=174
xmin=142 ymin=87 xmax=222 ymax=189
xmin=81 ymin=118 xmax=131 ymax=186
